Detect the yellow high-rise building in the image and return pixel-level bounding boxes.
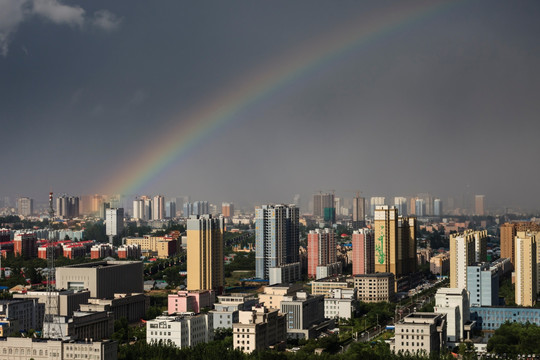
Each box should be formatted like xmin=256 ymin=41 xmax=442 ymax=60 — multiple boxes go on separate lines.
xmin=515 ymin=233 xmax=537 ymax=307
xmin=374 ymin=206 xmax=416 ymax=277
xmin=187 ymin=214 xmax=224 ymax=292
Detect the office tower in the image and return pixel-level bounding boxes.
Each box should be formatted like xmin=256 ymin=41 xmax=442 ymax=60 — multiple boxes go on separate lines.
xmin=152 ymin=195 xmax=165 ymax=220
xmin=449 ymin=231 xmax=477 ymax=289
xmin=17 ymin=197 xmax=33 ymax=216
xmin=186 ymin=214 xmax=224 ymax=292
xmin=352 ymin=228 xmax=374 ymax=275
xmin=222 ymin=203 xmax=234 ymax=218
xmin=433 ymin=198 xmax=443 ymax=217
xmin=313 ymin=193 xmax=334 ymax=218
xmin=475 ymin=195 xmax=485 ymax=215
xmin=393 ymin=197 xmax=407 ymax=216
xmin=415 ymin=198 xmax=425 ymax=217
xmin=255 ymin=204 xmax=299 ymax=280
xmin=105 ymin=208 xmax=124 ymax=240
xmin=515 ymin=233 xmax=537 ymax=307
xmin=373 ymin=206 xmax=416 ymax=277
xmin=307 ymin=228 xmax=336 ymax=278
xmin=370 ymin=197 xmax=385 ymax=217
xmin=166 ymin=199 xmax=177 ymax=218
xmin=352 ymin=196 xmax=365 ymax=228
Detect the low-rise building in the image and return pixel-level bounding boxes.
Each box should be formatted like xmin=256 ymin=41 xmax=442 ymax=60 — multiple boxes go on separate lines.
xmin=168 ymin=290 xmax=215 ymax=314
xmin=117 ymin=244 xmax=142 ymax=259
xmin=43 ymin=311 xmax=114 ymax=340
xmin=354 ymin=273 xmax=395 ymax=303
xmin=470 ymin=306 xmax=540 ymax=331
xmin=146 ymin=314 xmax=213 ymax=348
xmin=14 ymin=289 xmax=90 ymax=318
xmin=268 ymin=262 xmax=301 ymax=286
xmin=324 ymin=288 xmax=356 ymax=320
xmin=210 ymin=293 xmax=258 ymax=330
xmin=0 ymin=337 xmax=117 ymax=360
xmin=258 ymin=283 xmax=302 ymax=309
xmin=433 ymin=287 xmax=470 ymax=344
xmin=316 ymin=262 xmax=342 ymax=280
xmin=280 ymin=291 xmax=330 ymax=339
xmin=390 ymin=313 xmax=447 ymax=355
xmin=79 ymin=293 xmax=149 ymax=322
xmin=310 ymin=277 xmax=350 ymax=298
xmin=0 ymin=298 xmax=43 ymax=333
xmin=233 ymin=306 xmax=286 ymax=353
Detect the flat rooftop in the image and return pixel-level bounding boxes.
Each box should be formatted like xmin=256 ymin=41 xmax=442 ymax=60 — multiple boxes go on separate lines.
xmin=60 ymin=260 xmax=141 ymax=268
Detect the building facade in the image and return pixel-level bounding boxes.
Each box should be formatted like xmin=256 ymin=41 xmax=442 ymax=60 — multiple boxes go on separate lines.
xmin=146 ymin=314 xmax=213 ymax=348
xmin=391 ymin=313 xmax=447 ymax=355
xmin=255 ymin=204 xmax=299 ymax=280
xmin=352 ymin=228 xmax=374 ymax=275
xmin=307 ymin=228 xmax=336 ymax=278
xmin=354 ymin=273 xmax=395 ymax=303
xmin=186 ymin=215 xmax=224 ymax=292
xmin=0 ymin=338 xmax=117 ymax=360
xmin=515 ymin=233 xmax=537 ymax=307
xmin=233 ymin=306 xmax=286 ymax=354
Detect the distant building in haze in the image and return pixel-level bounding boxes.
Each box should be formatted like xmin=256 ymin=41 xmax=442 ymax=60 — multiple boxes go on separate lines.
xmin=56 ymin=195 xmax=80 ymax=219
xmin=475 ymin=195 xmax=485 ymax=215
xmin=17 ymin=197 xmax=33 ymax=216
xmin=352 ymin=195 xmax=365 ymax=228
xmin=222 ymin=203 xmax=234 ymax=218
xmin=152 ymin=195 xmax=165 ymax=220
xmin=393 ymin=197 xmax=407 ymax=216
xmin=433 ymin=198 xmax=443 ymax=216
xmin=313 ymin=193 xmax=334 ymax=219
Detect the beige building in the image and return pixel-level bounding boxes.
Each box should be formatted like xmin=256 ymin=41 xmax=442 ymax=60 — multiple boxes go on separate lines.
xmin=474 ymin=195 xmax=485 ymax=216
xmin=186 ymin=215 xmax=224 ymax=292
xmin=125 ymin=236 xmax=178 ymax=258
xmin=430 ymin=253 xmax=450 ymax=276
xmin=310 ymin=278 xmax=350 ymax=297
xmin=233 ymin=306 xmax=286 ymax=353
xmin=390 ymin=313 xmax=447 ymax=355
xmin=373 ymin=206 xmax=416 ymax=278
xmin=258 ymin=283 xmax=302 ymax=309
xmin=56 ymin=261 xmax=144 ymax=299
xmin=515 ymin=233 xmax=537 ymax=307
xmin=354 ymin=273 xmax=395 ymax=303
xmin=449 ymin=231 xmax=478 ymax=289
xmin=0 ymin=337 xmax=117 ymax=360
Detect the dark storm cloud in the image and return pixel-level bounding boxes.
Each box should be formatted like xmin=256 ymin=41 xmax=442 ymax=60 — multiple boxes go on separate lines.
xmin=1 ymin=0 xmax=540 ymax=211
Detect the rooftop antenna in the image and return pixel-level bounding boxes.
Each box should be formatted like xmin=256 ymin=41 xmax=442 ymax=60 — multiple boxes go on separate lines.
xmin=44 ymin=191 xmax=62 ymax=339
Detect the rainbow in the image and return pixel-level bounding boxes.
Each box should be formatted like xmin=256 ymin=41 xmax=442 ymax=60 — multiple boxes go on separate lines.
xmin=101 ymin=1 xmax=460 ymax=195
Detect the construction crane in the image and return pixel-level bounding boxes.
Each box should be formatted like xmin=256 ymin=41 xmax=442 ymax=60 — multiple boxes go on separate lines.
xmin=44 ymin=191 xmax=62 ymax=339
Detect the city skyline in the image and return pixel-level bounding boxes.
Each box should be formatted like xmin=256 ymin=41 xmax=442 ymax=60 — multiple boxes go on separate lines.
xmin=2 ymin=1 xmax=540 ymax=210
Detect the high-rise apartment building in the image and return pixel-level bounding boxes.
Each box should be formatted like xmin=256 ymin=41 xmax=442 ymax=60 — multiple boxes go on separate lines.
xmin=515 ymin=233 xmax=537 ymax=307
xmin=352 ymin=228 xmax=374 ymax=275
xmin=373 ymin=206 xmax=416 ymax=277
xmin=433 ymin=198 xmax=443 ymax=217
xmin=14 ymin=232 xmax=38 ymax=258
xmin=152 ymin=195 xmax=165 ymax=220
xmin=313 ymin=193 xmax=334 ymax=218
xmin=352 ymin=196 xmax=365 ymax=228
xmin=133 ymin=196 xmax=152 ymax=220
xmin=186 ymin=214 xmax=224 ymax=293
xmin=415 ymin=199 xmax=425 ymax=217
xmin=56 ymin=195 xmax=80 ymax=219
xmin=17 ymin=197 xmax=33 ymax=216
xmin=370 ymin=197 xmax=385 ymax=217
xmin=255 ymin=204 xmax=299 ymax=280
xmin=449 ymin=230 xmax=485 ymax=289
xmin=166 ymin=199 xmax=176 ymax=218
xmin=105 ymin=208 xmax=124 ymax=239
xmin=222 ymin=203 xmax=234 ymax=218
xmin=393 ymin=197 xmax=408 ymax=216
xmin=475 ymin=195 xmax=485 ymax=215
xmin=500 ymin=222 xmax=540 ymax=267
xmin=307 ymin=228 xmax=336 ymax=278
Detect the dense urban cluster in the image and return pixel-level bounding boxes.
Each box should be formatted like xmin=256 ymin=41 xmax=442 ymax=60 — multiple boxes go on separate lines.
xmin=0 ymin=193 xmax=539 ymax=359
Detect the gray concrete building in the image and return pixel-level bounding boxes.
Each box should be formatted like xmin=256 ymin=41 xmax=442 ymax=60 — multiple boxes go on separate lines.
xmin=79 ymin=293 xmax=149 ymax=322
xmin=280 ymin=291 xmax=332 ymax=339
xmin=209 ymin=293 xmax=258 ymax=330
xmin=0 ymin=298 xmax=44 ymax=333
xmin=14 ymin=289 xmax=90 ymax=318
xmin=43 ymin=311 xmax=114 ymax=341
xmin=56 ymin=261 xmax=143 ymax=299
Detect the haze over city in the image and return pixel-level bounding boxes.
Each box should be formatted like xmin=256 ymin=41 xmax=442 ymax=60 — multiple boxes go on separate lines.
xmin=1 ymin=0 xmax=540 ymax=210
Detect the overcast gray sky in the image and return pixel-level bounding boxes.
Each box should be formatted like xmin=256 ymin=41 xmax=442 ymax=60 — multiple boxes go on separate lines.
xmin=1 ymin=0 xmax=539 ymax=211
